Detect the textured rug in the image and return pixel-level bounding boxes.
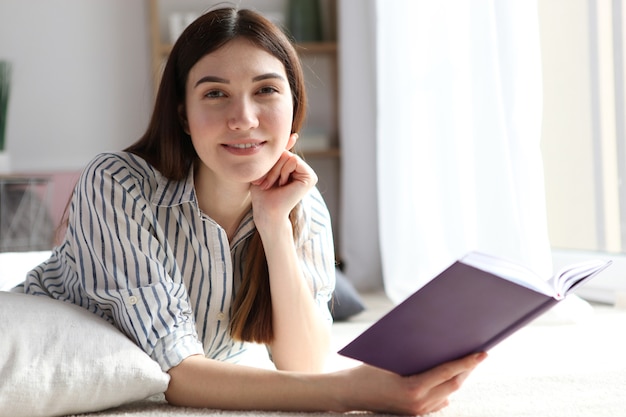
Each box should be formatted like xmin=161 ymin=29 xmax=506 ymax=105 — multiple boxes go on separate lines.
xmin=67 ymin=293 xmax=626 ymax=417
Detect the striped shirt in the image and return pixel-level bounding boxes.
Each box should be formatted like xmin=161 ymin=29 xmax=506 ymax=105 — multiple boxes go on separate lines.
xmin=24 ymin=152 xmax=336 ymax=371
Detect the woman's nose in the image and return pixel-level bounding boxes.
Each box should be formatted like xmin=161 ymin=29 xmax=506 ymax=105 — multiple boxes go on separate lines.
xmin=227 ymin=97 xmax=259 ymax=130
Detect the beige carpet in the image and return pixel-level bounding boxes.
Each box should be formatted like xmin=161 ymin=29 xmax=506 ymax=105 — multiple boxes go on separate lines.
xmin=69 ymin=293 xmax=626 ymax=417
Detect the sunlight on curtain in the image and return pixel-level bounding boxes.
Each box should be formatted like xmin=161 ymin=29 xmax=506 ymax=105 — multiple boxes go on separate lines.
xmin=376 ymin=0 xmax=553 ymax=303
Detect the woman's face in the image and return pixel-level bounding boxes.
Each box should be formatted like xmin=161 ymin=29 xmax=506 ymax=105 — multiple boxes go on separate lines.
xmin=183 ymin=38 xmax=296 ymax=186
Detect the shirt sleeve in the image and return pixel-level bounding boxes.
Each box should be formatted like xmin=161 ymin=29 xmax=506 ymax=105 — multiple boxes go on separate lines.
xmin=296 ymin=187 xmax=337 ymax=326
xmin=68 ymin=153 xmax=203 ymax=371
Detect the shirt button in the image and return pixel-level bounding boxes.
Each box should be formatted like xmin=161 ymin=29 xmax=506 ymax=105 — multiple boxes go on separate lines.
xmin=216 ymin=312 xmax=226 ymax=321
xmin=128 ymin=296 xmax=138 ymax=305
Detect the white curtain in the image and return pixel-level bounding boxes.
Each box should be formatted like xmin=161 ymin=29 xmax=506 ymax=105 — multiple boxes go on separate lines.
xmin=375 ymin=0 xmax=553 ymax=303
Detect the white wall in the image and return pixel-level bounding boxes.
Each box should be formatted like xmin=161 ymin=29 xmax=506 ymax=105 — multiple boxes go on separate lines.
xmin=0 ymin=0 xmax=152 ymax=172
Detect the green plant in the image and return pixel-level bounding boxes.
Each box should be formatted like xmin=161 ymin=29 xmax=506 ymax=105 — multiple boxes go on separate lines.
xmin=0 ymin=60 xmax=12 ymax=152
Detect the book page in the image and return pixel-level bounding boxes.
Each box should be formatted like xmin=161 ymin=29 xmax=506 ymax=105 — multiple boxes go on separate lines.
xmin=551 ymin=259 xmax=612 ymax=297
xmin=460 ymin=252 xmax=554 ymax=296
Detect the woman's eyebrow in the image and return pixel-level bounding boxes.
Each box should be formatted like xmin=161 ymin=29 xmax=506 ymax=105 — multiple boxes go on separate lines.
xmin=194 ymin=75 xmax=229 ymax=87
xmin=252 ymin=72 xmax=286 ymax=82
xmin=194 ymin=72 xmax=285 ymax=88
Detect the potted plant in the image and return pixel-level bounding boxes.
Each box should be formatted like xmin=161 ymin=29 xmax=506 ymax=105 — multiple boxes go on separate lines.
xmin=0 ymin=60 xmax=11 ymax=174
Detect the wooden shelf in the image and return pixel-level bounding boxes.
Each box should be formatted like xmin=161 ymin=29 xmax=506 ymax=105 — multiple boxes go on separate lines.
xmin=295 ymin=42 xmax=337 ymax=55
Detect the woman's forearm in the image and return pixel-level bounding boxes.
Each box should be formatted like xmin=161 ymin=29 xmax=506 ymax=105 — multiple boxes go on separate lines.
xmin=260 ymin=220 xmax=332 ymax=372
xmin=165 ymin=355 xmax=344 ymax=412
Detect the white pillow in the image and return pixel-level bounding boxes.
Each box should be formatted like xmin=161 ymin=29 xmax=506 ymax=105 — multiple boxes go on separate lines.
xmin=0 ymin=292 xmax=170 ymax=417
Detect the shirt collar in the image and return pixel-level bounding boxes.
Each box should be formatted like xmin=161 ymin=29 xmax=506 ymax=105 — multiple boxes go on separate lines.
xmin=151 ymin=165 xmax=196 ymax=207
xmin=149 ymin=165 xmax=257 ymax=245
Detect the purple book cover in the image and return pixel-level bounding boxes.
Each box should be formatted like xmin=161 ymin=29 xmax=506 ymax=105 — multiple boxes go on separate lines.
xmin=338 ymin=261 xmax=558 ymax=376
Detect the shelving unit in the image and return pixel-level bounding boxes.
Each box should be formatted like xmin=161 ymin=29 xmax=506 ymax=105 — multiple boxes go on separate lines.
xmin=147 ymin=0 xmax=342 ymax=252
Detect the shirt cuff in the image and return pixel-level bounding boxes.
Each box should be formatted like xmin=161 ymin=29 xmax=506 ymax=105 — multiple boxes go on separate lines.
xmin=150 ymin=324 xmax=204 ymax=372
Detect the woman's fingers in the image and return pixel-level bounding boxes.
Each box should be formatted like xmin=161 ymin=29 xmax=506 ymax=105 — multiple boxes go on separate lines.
xmin=419 ymin=369 xmax=471 ymax=410
xmin=417 ymin=352 xmax=485 ymax=390
xmin=255 ymin=151 xmax=316 ymax=190
xmin=278 ymin=154 xmax=298 ymax=186
xmin=400 ymin=352 xmax=487 ymax=415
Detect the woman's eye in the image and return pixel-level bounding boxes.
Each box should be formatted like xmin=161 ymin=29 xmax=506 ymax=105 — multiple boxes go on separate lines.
xmin=258 ymin=86 xmax=279 ymax=95
xmin=204 ymin=90 xmax=225 ymax=99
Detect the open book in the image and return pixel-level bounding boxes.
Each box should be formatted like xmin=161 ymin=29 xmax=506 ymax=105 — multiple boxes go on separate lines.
xmin=338 ymin=252 xmax=612 ymax=376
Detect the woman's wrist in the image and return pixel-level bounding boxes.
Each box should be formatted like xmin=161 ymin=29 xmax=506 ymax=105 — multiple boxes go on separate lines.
xmin=255 ymin=217 xmax=293 ymax=245
xmin=303 ymin=370 xmax=353 ymax=413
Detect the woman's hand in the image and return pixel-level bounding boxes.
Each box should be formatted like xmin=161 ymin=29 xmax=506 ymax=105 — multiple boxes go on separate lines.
xmin=337 ymin=352 xmax=487 ymax=416
xmin=250 ymin=149 xmax=317 ymax=233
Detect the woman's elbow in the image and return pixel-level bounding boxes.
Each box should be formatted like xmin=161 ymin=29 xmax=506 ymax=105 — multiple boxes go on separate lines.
xmin=164 ymin=366 xmax=186 ymax=406
xmin=163 ymin=356 xmax=203 ymax=407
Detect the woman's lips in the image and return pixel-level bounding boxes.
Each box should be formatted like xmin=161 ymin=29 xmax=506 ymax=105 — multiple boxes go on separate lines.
xmin=222 ymin=141 xmax=265 ymax=155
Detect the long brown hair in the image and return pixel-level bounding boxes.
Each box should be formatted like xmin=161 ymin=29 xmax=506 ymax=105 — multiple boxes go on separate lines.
xmin=126 ymin=8 xmax=308 ymax=343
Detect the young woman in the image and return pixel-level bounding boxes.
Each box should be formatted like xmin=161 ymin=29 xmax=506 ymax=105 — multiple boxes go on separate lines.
xmin=23 ymin=7 xmax=484 ymax=415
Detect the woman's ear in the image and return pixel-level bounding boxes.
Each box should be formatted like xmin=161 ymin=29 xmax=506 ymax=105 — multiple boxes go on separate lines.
xmin=178 ymin=104 xmax=190 ymax=135
xmin=286 ymin=132 xmax=299 ymax=150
